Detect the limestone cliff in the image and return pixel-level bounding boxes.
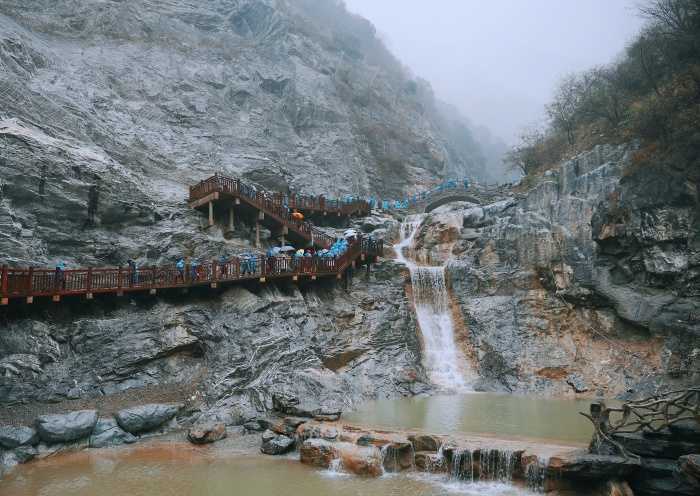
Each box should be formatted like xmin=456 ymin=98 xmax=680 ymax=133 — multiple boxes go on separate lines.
xmin=417 ymin=144 xmax=699 ymax=397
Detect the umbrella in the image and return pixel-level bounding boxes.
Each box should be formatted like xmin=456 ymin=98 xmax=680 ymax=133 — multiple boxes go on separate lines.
xmin=279 ymin=246 xmax=295 ymax=252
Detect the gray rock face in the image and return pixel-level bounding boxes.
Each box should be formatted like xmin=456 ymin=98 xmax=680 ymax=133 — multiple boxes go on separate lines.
xmin=36 ymin=410 xmax=98 ymax=443
xmin=115 ymin=404 xmax=179 ymax=434
xmin=260 ymin=429 xmax=295 ymax=455
xmin=0 ymin=426 xmax=38 ymax=449
xmin=89 ymin=418 xmax=137 ymax=448
xmin=423 ymin=143 xmax=700 ymax=396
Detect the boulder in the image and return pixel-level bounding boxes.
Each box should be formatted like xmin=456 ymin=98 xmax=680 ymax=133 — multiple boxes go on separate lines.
xmin=612 ymin=432 xmax=700 ymax=459
xmin=547 ymin=453 xmax=641 ymax=480
xmin=0 ymin=426 xmax=38 ymax=448
xmin=260 ymin=429 xmax=295 ymax=455
xmin=187 ymin=423 xmax=227 ymax=445
xmin=300 ymin=438 xmax=339 ymax=468
xmin=678 ymin=454 xmax=700 ymax=487
xmin=12 ymin=445 xmax=38 ymax=464
xmin=271 ymin=393 xmax=342 ymax=420
xmin=409 ymin=434 xmax=442 ymax=452
xmin=115 ymin=404 xmax=179 ymax=434
xmin=669 ymin=420 xmax=700 ymax=441
xmin=336 ymin=442 xmax=383 ymax=477
xmin=297 ymin=422 xmax=338 ymax=442
xmin=271 ymin=417 xmax=307 ymax=436
xmin=89 ymin=419 xmax=137 ymax=448
xmin=36 ymin=410 xmax=98 ymax=443
xmin=415 ymin=451 xmax=446 ymax=472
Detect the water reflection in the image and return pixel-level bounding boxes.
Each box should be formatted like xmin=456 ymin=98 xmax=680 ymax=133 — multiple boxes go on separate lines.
xmin=345 ymin=393 xmax=597 ymax=444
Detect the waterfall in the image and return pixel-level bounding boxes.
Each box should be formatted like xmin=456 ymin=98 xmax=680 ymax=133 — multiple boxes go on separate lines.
xmin=449 ymin=448 xmax=522 ymax=485
xmin=394 ymin=215 xmax=471 ymax=390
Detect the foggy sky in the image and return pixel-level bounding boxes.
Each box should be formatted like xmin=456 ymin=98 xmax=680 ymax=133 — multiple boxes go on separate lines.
xmin=344 ymin=0 xmax=645 ymax=144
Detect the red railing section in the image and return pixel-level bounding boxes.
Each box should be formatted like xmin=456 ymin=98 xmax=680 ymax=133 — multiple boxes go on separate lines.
xmin=189 ymin=174 xmax=370 ymax=218
xmin=0 ymin=238 xmax=383 ymax=303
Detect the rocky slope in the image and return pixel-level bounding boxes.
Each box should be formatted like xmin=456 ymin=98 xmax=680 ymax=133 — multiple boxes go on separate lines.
xmin=414 ymin=144 xmax=699 ymax=397
xmin=0 ymin=0 xmax=496 ymax=267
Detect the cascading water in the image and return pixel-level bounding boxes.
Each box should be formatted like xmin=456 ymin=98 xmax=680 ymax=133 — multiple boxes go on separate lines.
xmin=394 ymin=214 xmax=472 ymax=390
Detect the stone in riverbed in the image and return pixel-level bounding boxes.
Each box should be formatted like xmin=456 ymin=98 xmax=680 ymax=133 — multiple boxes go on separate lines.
xmin=409 ymin=434 xmax=443 ymax=452
xmin=271 ymin=393 xmax=342 ymax=420
xmin=669 ymin=420 xmax=700 ymax=441
xmin=415 ymin=451 xmax=446 ymax=472
xmin=12 ymin=445 xmax=38 ymax=464
xmin=115 ymin=404 xmax=179 ymax=434
xmin=271 ymin=417 xmax=307 ymax=436
xmin=300 ymin=438 xmax=337 ymax=468
xmin=36 ymin=410 xmax=98 ymax=443
xmin=187 ymin=423 xmax=227 ymax=444
xmin=547 ymin=453 xmax=641 ymax=480
xmin=612 ymin=431 xmax=700 ymax=458
xmin=678 ymin=454 xmax=700 ymax=488
xmin=0 ymin=426 xmax=38 ymax=448
xmin=260 ymin=430 xmax=295 ymax=455
xmin=337 ymin=442 xmax=383 ymax=477
xmin=89 ymin=419 xmax=137 ymax=448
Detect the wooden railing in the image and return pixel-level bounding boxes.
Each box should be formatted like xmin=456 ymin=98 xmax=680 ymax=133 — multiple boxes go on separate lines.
xmin=0 ymin=238 xmax=383 ymax=304
xmin=189 ymin=174 xmax=371 ymax=218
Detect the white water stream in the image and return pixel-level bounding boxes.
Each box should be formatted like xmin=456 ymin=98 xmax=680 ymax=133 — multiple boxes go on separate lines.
xmin=394 ymin=214 xmax=472 ymax=391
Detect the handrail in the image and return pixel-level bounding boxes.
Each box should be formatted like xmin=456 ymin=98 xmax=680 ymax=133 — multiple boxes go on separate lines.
xmin=189 ymin=174 xmax=371 ymax=217
xmin=0 ymin=238 xmax=384 ymax=302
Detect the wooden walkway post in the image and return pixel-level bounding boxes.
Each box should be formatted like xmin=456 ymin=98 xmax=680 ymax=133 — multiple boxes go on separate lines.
xmin=1 ymin=265 xmax=8 ymax=305
xmin=208 ymin=201 xmax=214 ymax=227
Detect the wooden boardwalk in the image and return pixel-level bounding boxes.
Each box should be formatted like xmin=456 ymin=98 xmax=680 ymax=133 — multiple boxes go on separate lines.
xmin=1 ymin=176 xmax=383 ymax=306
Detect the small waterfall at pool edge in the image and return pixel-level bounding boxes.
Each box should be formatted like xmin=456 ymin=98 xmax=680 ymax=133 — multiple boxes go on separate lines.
xmin=394 ymin=214 xmax=473 ymax=391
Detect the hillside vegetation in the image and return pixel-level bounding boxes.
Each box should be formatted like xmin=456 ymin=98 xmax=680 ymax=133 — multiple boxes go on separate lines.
xmin=507 ymin=0 xmax=700 ymax=184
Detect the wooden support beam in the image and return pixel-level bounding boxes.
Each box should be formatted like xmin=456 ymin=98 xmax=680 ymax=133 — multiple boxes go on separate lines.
xmin=258 ymin=211 xmax=265 ymax=221
xmin=26 ymin=296 xmax=33 ymax=304
xmin=311 ymin=275 xmax=317 ymax=281
xmin=235 ymin=198 xmax=240 ymax=205
xmin=210 ymin=282 xmax=218 ymax=289
xmin=292 ymin=275 xmax=298 ymax=282
xmin=228 ymin=207 xmax=235 ymax=231
xmin=86 ymin=293 xmax=93 ymax=300
xmin=255 ymin=221 xmax=261 ymax=248
xmin=52 ymin=295 xmax=60 ymax=302
xmin=208 ymin=201 xmax=214 ymax=227
xmin=1 ymin=265 xmax=8 ymax=305
xmin=259 ymin=277 xmax=266 ymax=283
xmin=149 ymin=289 xmax=157 ymax=295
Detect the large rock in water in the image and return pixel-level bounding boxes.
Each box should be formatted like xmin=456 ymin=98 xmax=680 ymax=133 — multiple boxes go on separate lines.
xmin=187 ymin=423 xmax=227 ymax=445
xmin=260 ymin=429 xmax=295 ymax=455
xmin=271 ymin=393 xmax=342 ymax=421
xmin=115 ymin=404 xmax=179 ymax=434
xmin=678 ymin=454 xmax=700 ymax=488
xmin=89 ymin=419 xmax=137 ymax=448
xmin=36 ymin=410 xmax=98 ymax=443
xmin=0 ymin=426 xmax=38 ymax=448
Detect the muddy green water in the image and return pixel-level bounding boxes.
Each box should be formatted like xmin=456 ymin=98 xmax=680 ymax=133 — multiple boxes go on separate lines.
xmin=344 ymin=393 xmax=597 ymax=444
xmin=1 ymin=445 xmax=536 ymax=496
xmin=1 ymin=393 xmax=599 ymax=495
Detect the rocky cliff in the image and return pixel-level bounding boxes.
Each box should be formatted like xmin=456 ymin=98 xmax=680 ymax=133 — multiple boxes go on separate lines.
xmin=0 ymin=0 xmax=495 ymax=267
xmin=416 ymin=144 xmax=699 ymax=397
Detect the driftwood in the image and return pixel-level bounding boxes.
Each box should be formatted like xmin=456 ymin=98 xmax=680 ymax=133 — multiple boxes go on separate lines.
xmin=581 ymin=388 xmax=700 ymax=458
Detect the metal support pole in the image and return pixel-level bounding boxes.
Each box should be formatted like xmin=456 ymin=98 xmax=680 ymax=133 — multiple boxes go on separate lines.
xmin=1 ymin=265 xmax=9 ymax=305
xmin=208 ymin=201 xmax=214 ymax=227
xmin=228 ymin=206 xmax=234 ymax=232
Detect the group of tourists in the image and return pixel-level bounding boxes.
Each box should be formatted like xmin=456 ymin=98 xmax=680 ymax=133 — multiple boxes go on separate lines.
xmin=367 ymin=178 xmax=471 ymax=210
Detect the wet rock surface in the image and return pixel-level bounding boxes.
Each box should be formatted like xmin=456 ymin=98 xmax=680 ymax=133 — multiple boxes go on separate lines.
xmin=187 ymin=423 xmax=227 ymax=444
xmin=260 ymin=429 xmax=295 ymax=455
xmin=89 ymin=418 xmax=137 ymax=448
xmin=35 ymin=410 xmax=98 ymax=443
xmin=115 ymin=404 xmax=179 ymax=434
xmin=0 ymin=426 xmax=38 ymax=449
xmin=408 ymin=143 xmax=700 ymax=397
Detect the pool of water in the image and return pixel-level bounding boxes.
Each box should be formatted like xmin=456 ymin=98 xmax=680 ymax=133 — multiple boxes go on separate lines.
xmin=1 ymin=444 xmax=537 ymax=496
xmin=344 ymin=393 xmax=598 ymax=444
